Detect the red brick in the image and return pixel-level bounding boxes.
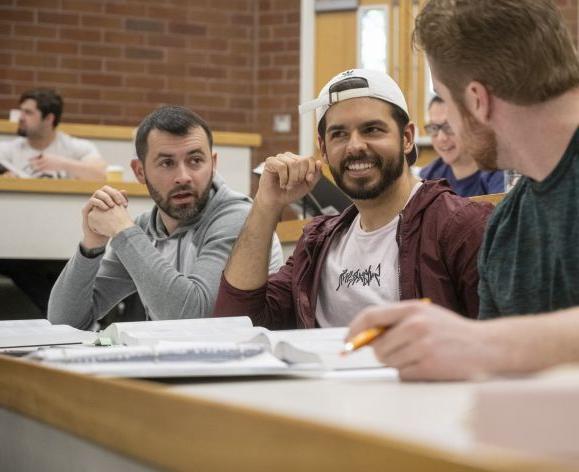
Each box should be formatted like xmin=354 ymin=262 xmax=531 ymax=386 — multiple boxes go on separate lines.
xmin=187 ymin=65 xmax=227 ymax=79
xmin=101 ymin=89 xmax=145 ymax=102
xmin=37 ymin=41 xmax=79 ymax=55
xmin=16 ymin=0 xmax=54 ymax=7
xmin=105 ymin=3 xmax=146 ymax=16
xmin=146 ymin=91 xmax=186 ymax=104
xmin=0 ymin=82 xmax=13 ymax=94
xmin=105 ymin=60 xmax=146 ymax=74
xmin=60 ymin=87 xmax=101 ymax=100
xmin=146 ymin=5 xmax=183 ymax=20
xmin=38 ymin=11 xmax=79 ymax=26
xmin=82 ymin=14 xmax=122 ymax=29
xmin=81 ymin=44 xmax=121 ymax=58
xmin=62 ymin=0 xmax=103 ymax=13
xmin=146 ymin=34 xmax=186 ymax=48
xmin=186 ymin=10 xmax=228 ymax=24
xmin=125 ymin=47 xmax=164 ymax=61
xmin=125 ymin=76 xmax=165 ymax=89
xmin=60 ymin=57 xmax=103 ymax=71
xmin=166 ymin=77 xmax=208 ymax=92
xmin=0 ymin=8 xmax=34 ymax=22
xmin=105 ymin=31 xmax=143 ymax=46
xmin=0 ymin=52 xmax=12 ymax=65
xmin=38 ymin=71 xmax=79 ymax=84
xmin=81 ymin=102 xmax=123 ymax=115
xmin=126 ymin=18 xmax=164 ymax=33
xmin=229 ymin=96 xmax=253 ymax=109
xmin=147 ymin=62 xmax=187 ymax=75
xmin=169 ymin=22 xmax=206 ymax=36
xmin=81 ymin=73 xmax=123 ymax=87
xmin=15 ymin=54 xmax=58 ymax=68
xmin=60 ymin=27 xmax=101 ymax=42
xmin=186 ymin=93 xmax=227 ymax=108
xmin=3 ymin=38 xmax=34 ymax=51
xmin=17 ymin=24 xmax=58 ymax=38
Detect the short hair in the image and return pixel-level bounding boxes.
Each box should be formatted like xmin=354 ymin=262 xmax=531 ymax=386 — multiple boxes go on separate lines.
xmin=414 ymin=0 xmax=579 ymax=107
xmin=19 ymin=89 xmax=63 ymax=128
xmin=428 ymin=95 xmax=444 ymax=110
xmin=317 ymin=78 xmax=410 ymax=142
xmin=135 ymin=106 xmax=213 ymax=162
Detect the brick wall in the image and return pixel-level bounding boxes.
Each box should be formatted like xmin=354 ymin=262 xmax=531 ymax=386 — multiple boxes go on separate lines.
xmin=0 ymin=0 xmax=576 ymax=195
xmin=0 ymin=0 xmax=301 ymax=191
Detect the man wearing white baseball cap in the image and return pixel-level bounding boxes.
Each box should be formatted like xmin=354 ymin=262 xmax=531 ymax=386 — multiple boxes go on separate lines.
xmin=214 ymin=69 xmax=493 ymax=329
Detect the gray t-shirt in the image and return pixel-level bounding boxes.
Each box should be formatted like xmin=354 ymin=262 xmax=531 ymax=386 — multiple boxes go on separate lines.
xmin=478 ymin=128 xmax=579 ymax=319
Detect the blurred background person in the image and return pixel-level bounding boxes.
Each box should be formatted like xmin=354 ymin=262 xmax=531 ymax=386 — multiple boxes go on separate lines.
xmin=420 ymin=96 xmax=504 ymax=197
xmin=0 ymin=88 xmax=106 ymax=180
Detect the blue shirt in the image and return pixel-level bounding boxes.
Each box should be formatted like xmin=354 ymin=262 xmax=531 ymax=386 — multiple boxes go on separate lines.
xmin=419 ymin=158 xmax=505 ymax=197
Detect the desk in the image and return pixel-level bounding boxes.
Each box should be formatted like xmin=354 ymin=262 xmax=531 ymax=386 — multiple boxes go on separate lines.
xmin=0 ymin=178 xmax=153 ymax=259
xmin=0 ymin=355 xmax=572 ymax=472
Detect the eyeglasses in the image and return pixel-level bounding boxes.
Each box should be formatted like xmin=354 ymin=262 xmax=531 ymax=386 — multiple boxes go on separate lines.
xmin=424 ymin=121 xmax=454 ymax=137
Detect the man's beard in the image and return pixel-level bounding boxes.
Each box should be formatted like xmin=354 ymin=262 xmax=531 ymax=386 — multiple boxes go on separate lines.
xmin=16 ymin=126 xmax=27 ymax=137
xmin=146 ymin=177 xmax=213 ymax=225
xmin=461 ymin=110 xmax=499 ymax=171
xmin=329 ymin=143 xmax=405 ymax=200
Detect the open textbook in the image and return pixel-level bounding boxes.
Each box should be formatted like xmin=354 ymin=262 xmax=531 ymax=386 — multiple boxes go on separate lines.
xmin=0 ymin=319 xmax=96 ymax=349
xmin=27 ymin=317 xmax=383 ymax=377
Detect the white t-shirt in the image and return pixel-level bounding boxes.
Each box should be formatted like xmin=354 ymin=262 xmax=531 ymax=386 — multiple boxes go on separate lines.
xmin=316 ymin=182 xmax=422 ymax=327
xmin=0 ymin=131 xmax=101 ymax=178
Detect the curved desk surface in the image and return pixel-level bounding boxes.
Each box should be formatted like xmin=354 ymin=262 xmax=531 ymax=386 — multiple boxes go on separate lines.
xmin=0 ymin=355 xmax=570 ymax=472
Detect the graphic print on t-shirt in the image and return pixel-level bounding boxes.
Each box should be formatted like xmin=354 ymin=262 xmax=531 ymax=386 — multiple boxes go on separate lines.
xmin=336 ymin=263 xmax=381 ymax=290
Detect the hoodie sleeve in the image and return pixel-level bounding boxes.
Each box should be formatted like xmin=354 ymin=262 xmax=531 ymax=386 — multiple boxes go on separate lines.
xmin=441 ymin=200 xmax=494 ymax=318
xmin=47 ymin=244 xmax=137 ymax=329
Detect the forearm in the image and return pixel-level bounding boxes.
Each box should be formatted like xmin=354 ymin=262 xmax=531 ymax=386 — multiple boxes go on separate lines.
xmin=47 ymin=248 xmax=106 ymax=329
xmin=224 ymin=202 xmax=281 ymax=290
xmin=64 ymin=157 xmax=107 ymax=180
xmin=482 ymin=308 xmax=579 ymax=375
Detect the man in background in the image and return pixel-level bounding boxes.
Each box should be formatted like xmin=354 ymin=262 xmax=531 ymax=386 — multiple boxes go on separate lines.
xmin=49 ymin=106 xmax=283 ymax=328
xmin=0 ymin=88 xmax=106 ymax=180
xmin=420 ymin=96 xmax=504 ymax=197
xmin=348 ymin=0 xmax=579 ymax=381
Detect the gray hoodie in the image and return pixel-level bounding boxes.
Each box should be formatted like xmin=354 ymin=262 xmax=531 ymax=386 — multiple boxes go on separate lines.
xmin=48 ymin=174 xmax=283 ymax=329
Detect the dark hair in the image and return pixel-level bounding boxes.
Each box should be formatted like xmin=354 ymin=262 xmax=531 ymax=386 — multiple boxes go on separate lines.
xmin=135 ymin=105 xmax=213 ymax=162
xmin=317 ymin=76 xmax=410 ymax=141
xmin=19 ymin=89 xmax=63 ymax=128
xmin=428 ymin=95 xmax=444 ymax=109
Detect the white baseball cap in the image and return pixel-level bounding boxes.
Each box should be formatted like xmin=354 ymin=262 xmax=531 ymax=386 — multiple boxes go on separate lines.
xmin=299 ymin=68 xmax=417 ymax=165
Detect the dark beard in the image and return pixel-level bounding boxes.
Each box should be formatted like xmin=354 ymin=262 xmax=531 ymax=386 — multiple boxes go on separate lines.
xmin=16 ymin=126 xmax=27 ymax=137
xmin=461 ymin=110 xmax=498 ymax=172
xmin=329 ymin=144 xmax=405 ymax=200
xmin=146 ymin=178 xmax=212 ymax=225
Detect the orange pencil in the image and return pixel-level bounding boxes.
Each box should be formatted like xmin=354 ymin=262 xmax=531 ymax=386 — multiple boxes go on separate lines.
xmin=342 ymin=298 xmax=431 ymax=354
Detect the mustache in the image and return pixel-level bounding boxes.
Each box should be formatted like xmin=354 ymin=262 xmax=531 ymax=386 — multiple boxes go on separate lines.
xmin=168 ymin=185 xmax=195 ymax=197
xmin=340 ymin=155 xmax=380 ymax=172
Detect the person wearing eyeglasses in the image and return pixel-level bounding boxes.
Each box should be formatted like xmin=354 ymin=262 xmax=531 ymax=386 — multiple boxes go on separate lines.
xmin=420 ymin=96 xmax=504 ymax=197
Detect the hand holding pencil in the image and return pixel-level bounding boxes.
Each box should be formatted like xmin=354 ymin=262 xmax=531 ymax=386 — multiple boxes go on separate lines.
xmin=344 ymin=299 xmax=484 ymax=381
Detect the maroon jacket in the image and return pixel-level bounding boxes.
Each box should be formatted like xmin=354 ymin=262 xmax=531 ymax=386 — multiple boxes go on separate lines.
xmin=214 ymin=181 xmax=494 ymax=329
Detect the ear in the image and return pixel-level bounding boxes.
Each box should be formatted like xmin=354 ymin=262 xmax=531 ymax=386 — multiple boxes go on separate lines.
xmin=402 ymin=122 xmax=416 ymax=156
xmin=464 ymin=81 xmax=492 ymax=124
xmin=211 ymin=151 xmax=218 ymax=174
xmin=131 ymin=158 xmax=146 ymax=184
xmin=44 ymin=113 xmax=55 ymax=127
xmin=318 ymin=135 xmax=329 ymax=165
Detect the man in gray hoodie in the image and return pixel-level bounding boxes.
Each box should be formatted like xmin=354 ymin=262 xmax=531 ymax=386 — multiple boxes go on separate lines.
xmin=48 ymin=106 xmax=283 ymax=329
